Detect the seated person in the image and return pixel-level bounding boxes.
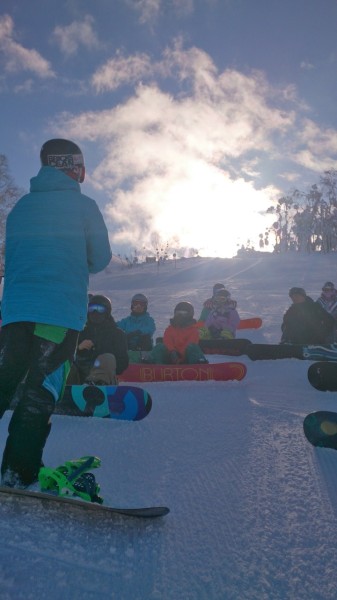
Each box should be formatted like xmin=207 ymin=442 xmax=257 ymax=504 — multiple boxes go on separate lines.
xmin=147 ymin=302 xmax=208 ymax=364
xmin=117 ymin=293 xmax=156 ymax=351
xmin=281 ymin=287 xmax=335 ymax=345
xmin=201 ymin=288 xmax=240 ymax=339
xmin=199 ymin=283 xmax=227 ymax=321
xmin=317 ymin=282 xmax=337 ymax=317
xmin=67 ymin=294 xmax=129 ymax=385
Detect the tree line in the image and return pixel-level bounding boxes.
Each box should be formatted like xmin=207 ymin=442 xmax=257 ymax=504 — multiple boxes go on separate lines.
xmin=261 ymin=170 xmax=337 ymax=254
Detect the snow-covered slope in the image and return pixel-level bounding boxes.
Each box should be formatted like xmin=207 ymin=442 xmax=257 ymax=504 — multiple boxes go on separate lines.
xmin=1 ymin=253 xmax=337 ymax=600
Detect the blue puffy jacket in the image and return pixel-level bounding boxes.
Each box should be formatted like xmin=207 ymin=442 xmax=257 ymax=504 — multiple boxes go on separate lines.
xmin=2 ymin=167 xmax=112 ymax=330
xmin=117 ymin=312 xmax=156 ymax=337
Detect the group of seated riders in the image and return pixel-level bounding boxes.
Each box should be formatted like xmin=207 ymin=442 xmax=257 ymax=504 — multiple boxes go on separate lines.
xmin=66 ymin=284 xmax=239 ymax=384
xmin=65 ymin=281 xmax=337 ymax=385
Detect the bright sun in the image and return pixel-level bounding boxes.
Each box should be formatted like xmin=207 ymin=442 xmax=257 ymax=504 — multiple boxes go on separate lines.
xmin=152 ymin=163 xmax=275 ymax=257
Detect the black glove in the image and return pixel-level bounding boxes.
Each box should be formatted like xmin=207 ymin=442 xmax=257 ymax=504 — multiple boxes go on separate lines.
xmin=209 ymin=326 xmax=221 ymax=338
xmin=139 ymin=334 xmax=153 ymax=351
xmin=127 ymin=330 xmax=141 ymax=341
xmin=169 ymin=350 xmax=181 ymax=364
xmin=126 ymin=331 xmax=142 ymax=350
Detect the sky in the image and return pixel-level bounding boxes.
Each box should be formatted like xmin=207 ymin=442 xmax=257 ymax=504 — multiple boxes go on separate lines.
xmin=1 ymin=0 xmax=337 ymax=258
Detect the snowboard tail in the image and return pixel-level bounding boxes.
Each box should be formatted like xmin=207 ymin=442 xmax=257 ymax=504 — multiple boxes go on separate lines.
xmin=55 ymin=385 xmax=152 ymax=421
xmin=246 ymin=343 xmax=337 ymax=362
xmin=303 ymin=411 xmax=337 ymax=449
xmin=119 ymin=362 xmax=247 ymax=382
xmin=237 ymin=317 xmax=262 ymax=330
xmin=307 ymin=362 xmax=337 ymax=391
xmin=302 ymin=344 xmax=337 ymax=362
xmin=246 ymin=343 xmax=304 ymax=361
xmin=0 ymin=486 xmax=169 ymax=518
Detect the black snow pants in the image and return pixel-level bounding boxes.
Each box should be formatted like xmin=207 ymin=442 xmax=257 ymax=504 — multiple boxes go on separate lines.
xmin=0 ymin=322 xmax=78 ymax=486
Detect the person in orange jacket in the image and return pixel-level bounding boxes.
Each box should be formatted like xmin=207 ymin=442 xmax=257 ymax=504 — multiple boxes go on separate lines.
xmin=147 ymin=302 xmax=208 ymax=364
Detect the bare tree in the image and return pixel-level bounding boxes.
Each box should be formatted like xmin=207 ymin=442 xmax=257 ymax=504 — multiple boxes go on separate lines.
xmin=0 ymin=155 xmax=24 ymax=269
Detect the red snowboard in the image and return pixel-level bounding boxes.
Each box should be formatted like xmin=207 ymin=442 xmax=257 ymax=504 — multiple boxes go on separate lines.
xmin=119 ymin=362 xmax=247 ymax=383
xmin=237 ymin=317 xmax=262 ymax=330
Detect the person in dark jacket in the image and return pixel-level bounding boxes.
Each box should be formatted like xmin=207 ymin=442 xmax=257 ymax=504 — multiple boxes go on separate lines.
xmin=67 ymin=295 xmax=129 ymax=385
xmin=281 ymin=287 xmax=335 ymax=345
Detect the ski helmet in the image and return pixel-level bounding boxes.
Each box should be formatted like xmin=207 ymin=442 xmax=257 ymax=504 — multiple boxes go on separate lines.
xmin=322 ymin=281 xmax=335 ymax=291
xmin=131 ymin=293 xmax=148 ymax=312
xmin=214 ymin=288 xmax=231 ymax=301
xmin=174 ymin=301 xmax=194 ymax=318
xmin=88 ymin=294 xmax=112 ymax=315
xmin=212 ymin=283 xmax=225 ymax=295
xmin=40 ymin=139 xmax=85 ymax=183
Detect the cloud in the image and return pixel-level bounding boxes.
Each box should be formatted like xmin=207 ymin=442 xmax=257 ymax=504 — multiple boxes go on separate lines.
xmin=300 ymin=61 xmax=315 ymax=71
xmin=49 ymin=43 xmax=335 ymax=256
xmin=0 ymin=14 xmax=55 ymax=78
xmin=53 ymin=15 xmax=100 ymax=56
xmin=292 ymin=119 xmax=337 ymax=173
xmin=125 ymin=0 xmax=162 ymax=24
xmin=125 ymin=0 xmax=213 ymax=24
xmin=92 ymin=51 xmax=153 ymax=92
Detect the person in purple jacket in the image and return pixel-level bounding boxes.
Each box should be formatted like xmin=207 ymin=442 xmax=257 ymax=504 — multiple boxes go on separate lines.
xmin=202 ymin=288 xmax=241 ymax=339
xmin=0 ymin=138 xmax=112 ymax=489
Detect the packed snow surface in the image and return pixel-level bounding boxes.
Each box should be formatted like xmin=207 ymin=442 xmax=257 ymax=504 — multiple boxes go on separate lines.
xmin=1 ymin=253 xmax=337 ymax=599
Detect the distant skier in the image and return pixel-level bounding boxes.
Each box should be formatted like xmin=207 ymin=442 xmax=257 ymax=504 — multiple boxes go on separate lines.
xmin=281 ymin=287 xmax=335 ymax=345
xmin=147 ymin=302 xmax=208 ymax=364
xmin=0 ymin=138 xmax=112 ymax=488
xmin=67 ymin=294 xmax=129 ymax=385
xmin=117 ymin=293 xmax=156 ymax=353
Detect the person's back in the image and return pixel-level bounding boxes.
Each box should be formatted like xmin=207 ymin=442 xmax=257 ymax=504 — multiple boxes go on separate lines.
xmin=0 ymin=138 xmax=112 ymax=488
xmin=2 ymin=166 xmax=111 ymax=330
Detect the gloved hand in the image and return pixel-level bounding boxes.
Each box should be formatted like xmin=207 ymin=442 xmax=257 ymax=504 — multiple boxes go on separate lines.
xmin=208 ymin=326 xmax=221 ymax=338
xmin=126 ymin=331 xmax=142 ymax=350
xmin=127 ymin=330 xmax=141 ymax=341
xmin=139 ymin=334 xmax=153 ymax=351
xmin=169 ymin=350 xmax=181 ymax=364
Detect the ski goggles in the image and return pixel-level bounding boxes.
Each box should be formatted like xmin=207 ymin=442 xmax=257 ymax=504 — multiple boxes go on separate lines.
xmin=88 ymin=304 xmax=107 ymax=314
xmin=323 ymin=287 xmax=334 ymax=292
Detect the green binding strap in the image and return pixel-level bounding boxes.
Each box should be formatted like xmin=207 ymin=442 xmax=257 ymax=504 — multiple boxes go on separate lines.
xmin=38 ymin=456 xmax=102 ymax=503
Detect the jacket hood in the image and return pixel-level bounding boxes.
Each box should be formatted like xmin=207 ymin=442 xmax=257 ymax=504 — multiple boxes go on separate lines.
xmin=30 ymin=166 xmax=80 ymax=193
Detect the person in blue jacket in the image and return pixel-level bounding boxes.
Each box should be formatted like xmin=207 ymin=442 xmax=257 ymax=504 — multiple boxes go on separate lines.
xmin=117 ymin=293 xmax=156 ymax=352
xmin=0 ymin=138 xmax=112 ymax=489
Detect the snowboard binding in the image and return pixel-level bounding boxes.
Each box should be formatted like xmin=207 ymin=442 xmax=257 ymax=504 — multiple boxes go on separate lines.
xmin=38 ymin=456 xmax=103 ymax=504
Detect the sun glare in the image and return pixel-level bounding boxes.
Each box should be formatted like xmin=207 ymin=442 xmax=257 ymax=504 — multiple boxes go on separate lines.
xmin=152 ymin=165 xmax=275 ymax=257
